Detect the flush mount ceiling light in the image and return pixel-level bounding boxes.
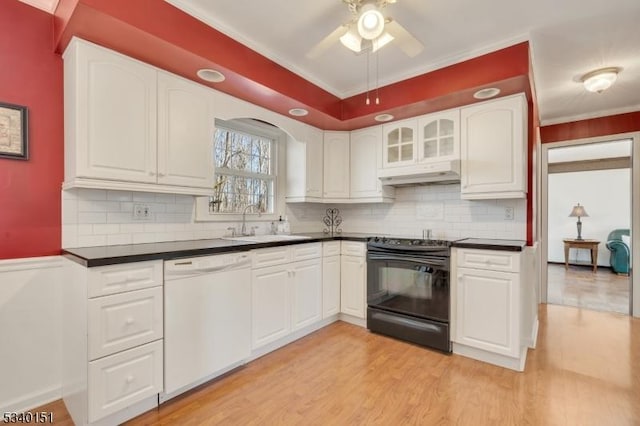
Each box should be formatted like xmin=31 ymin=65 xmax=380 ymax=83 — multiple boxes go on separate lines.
xmin=288 ymin=108 xmax=309 ymax=117
xmin=375 ymin=113 xmax=394 ymax=122
xmin=473 ymin=87 xmax=501 ymax=100
xmin=581 ymin=67 xmax=620 ymax=93
xmin=197 ymin=69 xmax=225 ymax=83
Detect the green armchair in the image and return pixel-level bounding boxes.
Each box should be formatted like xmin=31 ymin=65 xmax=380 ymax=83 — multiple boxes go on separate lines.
xmin=605 ymin=229 xmax=630 ymax=274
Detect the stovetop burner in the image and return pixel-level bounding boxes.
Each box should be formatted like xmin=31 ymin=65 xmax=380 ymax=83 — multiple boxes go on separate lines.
xmin=366 ymin=236 xmax=453 ymax=248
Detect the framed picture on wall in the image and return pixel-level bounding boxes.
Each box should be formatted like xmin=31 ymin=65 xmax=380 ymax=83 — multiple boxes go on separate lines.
xmin=0 ymin=102 xmax=28 ymax=160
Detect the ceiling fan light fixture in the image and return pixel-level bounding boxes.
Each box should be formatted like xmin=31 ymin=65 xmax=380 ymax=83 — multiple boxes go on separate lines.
xmin=357 ymin=3 xmax=385 ymax=40
xmin=339 ymin=29 xmax=362 ymax=53
xmin=581 ymin=67 xmax=620 ymax=93
xmin=372 ymin=32 xmax=394 ymax=52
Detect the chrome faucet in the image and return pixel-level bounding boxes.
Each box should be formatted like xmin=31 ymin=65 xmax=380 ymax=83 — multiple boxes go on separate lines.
xmin=241 ymin=204 xmax=261 ymax=236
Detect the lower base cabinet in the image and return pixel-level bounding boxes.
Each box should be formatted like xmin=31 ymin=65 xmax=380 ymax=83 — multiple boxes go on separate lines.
xmin=322 ymin=255 xmax=341 ymax=318
xmin=452 ymin=247 xmax=537 ymax=371
xmin=63 ymin=259 xmax=164 ymax=425
xmin=251 ymin=244 xmax=323 ymax=350
xmin=340 ymin=242 xmax=366 ymax=319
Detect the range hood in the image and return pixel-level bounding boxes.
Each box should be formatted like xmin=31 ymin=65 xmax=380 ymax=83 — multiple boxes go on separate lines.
xmin=378 ymin=160 xmax=461 ymax=186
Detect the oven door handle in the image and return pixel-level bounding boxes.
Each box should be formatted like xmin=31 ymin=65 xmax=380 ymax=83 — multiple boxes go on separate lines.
xmin=367 ymin=252 xmax=447 ymax=266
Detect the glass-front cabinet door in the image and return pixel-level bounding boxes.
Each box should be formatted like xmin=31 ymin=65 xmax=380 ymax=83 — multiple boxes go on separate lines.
xmin=417 ymin=109 xmax=460 ymax=163
xmin=382 ymin=119 xmax=417 ymax=168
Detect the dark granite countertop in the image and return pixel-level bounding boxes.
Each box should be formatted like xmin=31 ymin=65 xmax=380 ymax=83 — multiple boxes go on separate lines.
xmin=63 ymin=232 xmax=370 ymax=267
xmin=451 ymin=238 xmax=526 ymax=252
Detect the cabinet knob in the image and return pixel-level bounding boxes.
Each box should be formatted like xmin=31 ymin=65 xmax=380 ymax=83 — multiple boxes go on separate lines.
xmin=149 ymin=171 xmax=155 ymax=176
xmin=126 ymin=375 xmax=135 ymax=384
xmin=158 ymin=172 xmax=165 ymax=177
xmin=125 ymin=317 xmax=135 ymax=325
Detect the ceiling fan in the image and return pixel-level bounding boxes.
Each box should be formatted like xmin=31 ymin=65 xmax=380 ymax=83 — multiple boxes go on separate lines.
xmin=307 ymin=0 xmax=424 ymax=59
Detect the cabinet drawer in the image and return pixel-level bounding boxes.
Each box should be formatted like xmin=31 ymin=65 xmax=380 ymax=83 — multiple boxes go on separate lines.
xmin=341 ymin=241 xmax=366 ymax=257
xmin=456 ymin=248 xmax=520 ymax=273
xmin=88 ymin=260 xmax=163 ymax=298
xmin=292 ymin=243 xmax=322 ymax=261
xmin=252 ymin=246 xmax=292 ymax=268
xmin=88 ymin=287 xmax=163 ymax=360
xmin=322 ymin=241 xmax=341 ymax=257
xmin=88 ymin=340 xmax=163 ymax=423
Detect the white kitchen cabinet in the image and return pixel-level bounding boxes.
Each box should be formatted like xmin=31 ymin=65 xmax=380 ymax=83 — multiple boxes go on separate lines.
xmin=286 ymin=126 xmax=323 ymax=202
xmin=350 ymin=126 xmax=395 ymax=202
xmin=64 ymin=37 xmax=157 ymax=185
xmin=322 ymin=251 xmax=341 ymax=318
xmin=460 ymin=94 xmax=527 ymax=199
xmin=382 ymin=119 xmax=417 ymax=168
xmin=63 ymin=38 xmax=214 ymax=196
xmin=451 ymin=247 xmax=536 ymax=372
xmin=251 ymin=243 xmax=324 ymax=350
xmin=340 ymin=242 xmax=366 ymax=319
xmin=418 ymin=109 xmax=460 ymax=163
xmin=157 ymin=72 xmax=215 ymax=189
xmin=323 ymin=131 xmax=350 ymax=199
xmin=63 ymin=259 xmax=164 ymax=425
xmin=291 ymin=259 xmax=323 ymax=331
xmin=455 ymin=266 xmax=519 ymax=357
xmin=251 ymin=264 xmax=291 ymax=349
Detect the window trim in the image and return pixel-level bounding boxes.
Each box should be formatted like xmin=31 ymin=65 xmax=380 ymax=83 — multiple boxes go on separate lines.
xmin=194 ymin=118 xmax=285 ymax=223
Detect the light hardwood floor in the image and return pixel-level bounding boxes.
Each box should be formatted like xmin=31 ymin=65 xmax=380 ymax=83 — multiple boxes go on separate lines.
xmin=41 ymin=305 xmax=640 ymax=425
xmin=547 ymin=263 xmax=630 ymax=314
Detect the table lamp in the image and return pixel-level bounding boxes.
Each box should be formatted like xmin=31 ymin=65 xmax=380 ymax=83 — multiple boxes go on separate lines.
xmin=569 ymin=203 xmax=589 ymax=240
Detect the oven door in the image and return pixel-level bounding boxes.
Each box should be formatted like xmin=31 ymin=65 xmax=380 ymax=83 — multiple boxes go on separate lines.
xmin=367 ymin=250 xmax=449 ymax=323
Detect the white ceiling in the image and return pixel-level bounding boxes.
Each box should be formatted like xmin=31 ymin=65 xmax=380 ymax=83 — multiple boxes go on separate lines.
xmin=167 ymin=0 xmax=640 ymax=125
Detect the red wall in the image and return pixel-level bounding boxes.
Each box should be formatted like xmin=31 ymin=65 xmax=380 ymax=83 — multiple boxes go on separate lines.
xmin=0 ymin=1 xmax=63 ymax=259
xmin=540 ymin=111 xmax=640 ymax=143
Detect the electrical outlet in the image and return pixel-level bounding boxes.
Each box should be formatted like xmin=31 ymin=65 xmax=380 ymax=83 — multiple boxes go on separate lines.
xmin=504 ymin=207 xmax=514 ymax=221
xmin=133 ymin=204 xmax=151 ymax=220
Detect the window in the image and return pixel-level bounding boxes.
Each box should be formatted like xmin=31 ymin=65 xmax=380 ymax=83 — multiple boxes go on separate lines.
xmin=210 ymin=119 xmax=277 ymax=214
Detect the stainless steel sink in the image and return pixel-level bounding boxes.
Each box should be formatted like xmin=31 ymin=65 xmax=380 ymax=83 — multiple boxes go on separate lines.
xmin=222 ymin=235 xmax=312 ymax=243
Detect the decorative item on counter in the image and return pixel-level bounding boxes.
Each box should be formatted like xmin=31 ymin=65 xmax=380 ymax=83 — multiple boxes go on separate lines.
xmin=323 ymin=208 xmax=342 ymax=234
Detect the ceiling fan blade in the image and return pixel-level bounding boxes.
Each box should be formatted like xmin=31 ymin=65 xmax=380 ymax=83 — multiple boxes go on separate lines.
xmin=385 ymin=19 xmax=424 ymax=57
xmin=307 ymin=25 xmax=350 ymax=59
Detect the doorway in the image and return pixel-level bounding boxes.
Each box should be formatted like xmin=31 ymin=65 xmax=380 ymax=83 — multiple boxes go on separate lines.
xmin=540 ymin=134 xmax=639 ymax=317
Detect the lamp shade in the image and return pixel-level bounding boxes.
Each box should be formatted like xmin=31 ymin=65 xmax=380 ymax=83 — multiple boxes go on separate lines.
xmin=569 ymin=203 xmax=589 ymax=218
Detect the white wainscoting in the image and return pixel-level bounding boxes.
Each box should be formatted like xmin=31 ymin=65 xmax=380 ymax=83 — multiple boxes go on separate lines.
xmin=0 ymin=256 xmax=67 ymax=413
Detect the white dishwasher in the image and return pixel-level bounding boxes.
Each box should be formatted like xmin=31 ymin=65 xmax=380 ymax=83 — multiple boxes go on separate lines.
xmin=163 ymin=251 xmax=251 ymax=400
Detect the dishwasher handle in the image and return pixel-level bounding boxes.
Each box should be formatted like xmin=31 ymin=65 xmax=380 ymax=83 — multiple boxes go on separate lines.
xmin=165 ymin=253 xmax=251 ymax=277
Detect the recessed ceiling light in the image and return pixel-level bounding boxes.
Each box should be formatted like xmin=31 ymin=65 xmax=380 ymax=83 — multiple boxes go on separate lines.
xmin=473 ymin=88 xmax=501 ymax=99
xmin=581 ymin=67 xmax=621 ymax=93
xmin=375 ymin=113 xmax=394 ymax=122
xmin=288 ymin=108 xmax=309 ymax=117
xmin=197 ymin=69 xmax=225 ymax=83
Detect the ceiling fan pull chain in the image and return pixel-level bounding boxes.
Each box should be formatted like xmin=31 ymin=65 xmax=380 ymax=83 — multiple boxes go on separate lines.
xmin=375 ymin=50 xmax=380 ymax=105
xmin=366 ymin=49 xmax=371 ymax=105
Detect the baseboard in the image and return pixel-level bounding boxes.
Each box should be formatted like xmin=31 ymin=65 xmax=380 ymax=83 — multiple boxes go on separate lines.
xmin=453 ymin=343 xmax=528 ymax=372
xmin=0 ymin=385 xmax=62 ymax=414
xmin=338 ymin=313 xmax=366 ymax=328
xmin=528 ymin=318 xmax=540 ymax=349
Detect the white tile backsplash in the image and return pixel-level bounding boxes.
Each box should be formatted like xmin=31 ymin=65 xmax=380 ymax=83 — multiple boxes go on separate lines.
xmin=63 ymin=188 xmax=281 ymax=248
xmin=63 ymin=183 xmax=526 ymax=248
xmin=287 ymin=183 xmax=526 ymax=241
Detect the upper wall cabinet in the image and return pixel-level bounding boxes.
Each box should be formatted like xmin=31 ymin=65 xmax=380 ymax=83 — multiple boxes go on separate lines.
xmin=382 ymin=119 xmax=417 ymax=168
xmin=157 ymin=72 xmax=215 ymax=189
xmin=418 ymin=109 xmax=460 ymax=163
xmin=286 ymin=126 xmax=323 ymax=202
xmin=63 ymin=38 xmax=214 ymax=196
xmin=460 ymin=94 xmax=527 ymax=199
xmin=350 ymin=126 xmax=394 ymax=202
xmin=323 ymin=131 xmax=350 ymax=200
